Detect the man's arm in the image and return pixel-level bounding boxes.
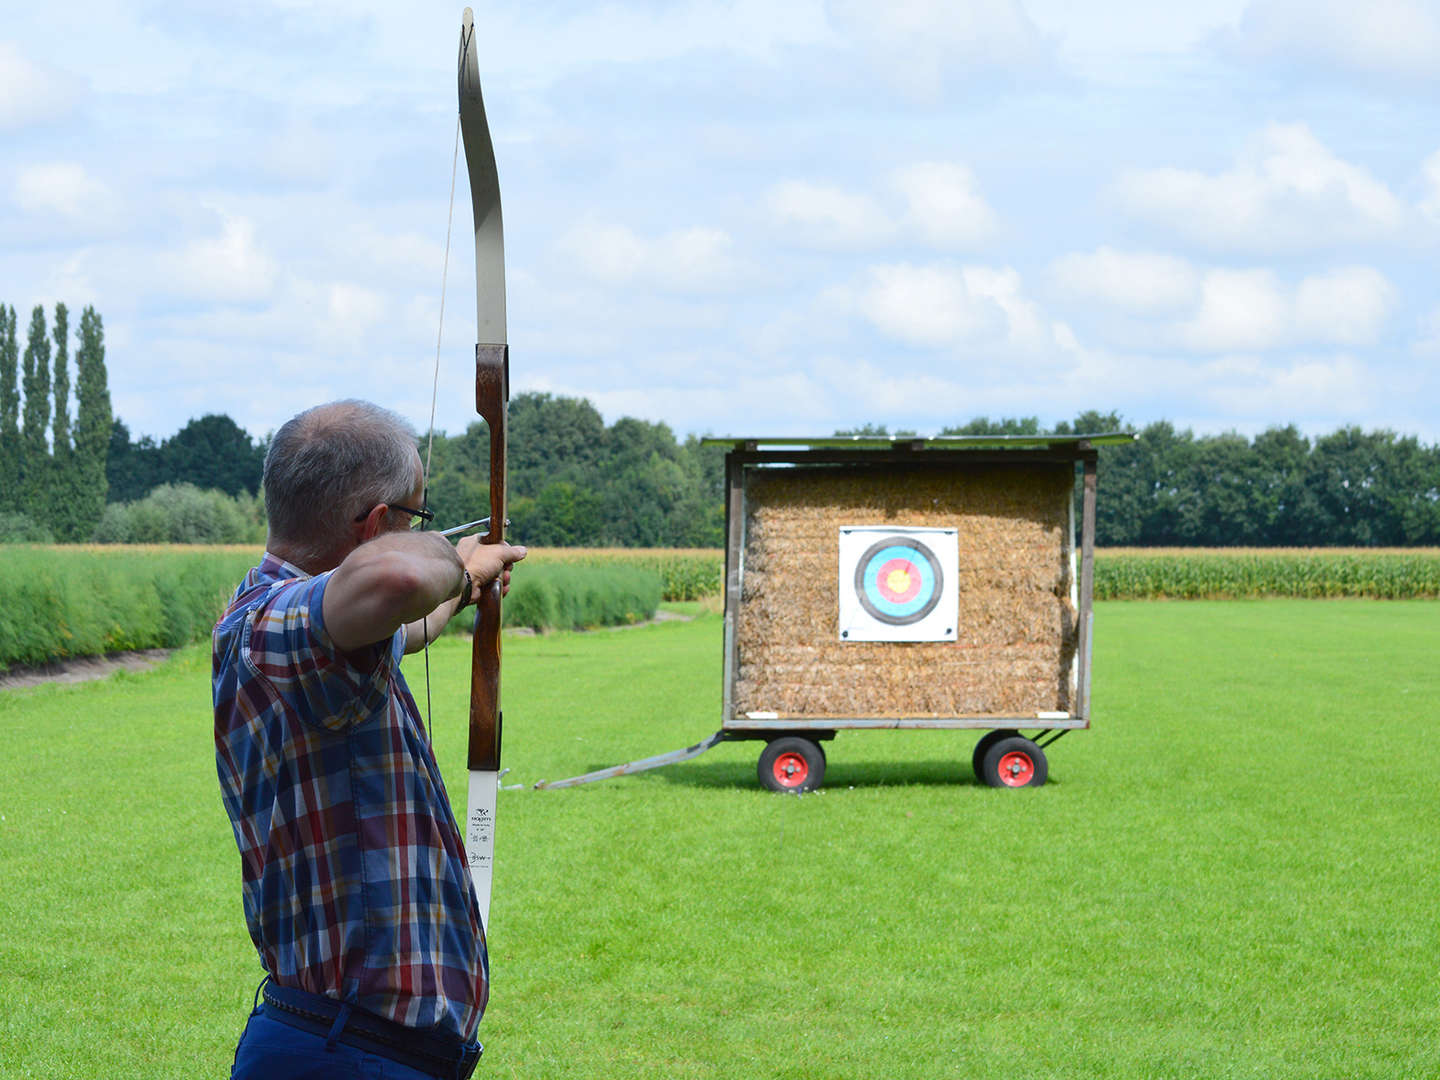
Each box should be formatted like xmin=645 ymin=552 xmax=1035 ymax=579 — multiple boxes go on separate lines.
xmin=325 ymin=531 xmax=525 ymax=654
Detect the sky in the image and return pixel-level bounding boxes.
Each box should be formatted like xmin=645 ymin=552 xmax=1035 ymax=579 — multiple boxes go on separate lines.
xmin=3 ymin=0 xmax=1439 ymax=445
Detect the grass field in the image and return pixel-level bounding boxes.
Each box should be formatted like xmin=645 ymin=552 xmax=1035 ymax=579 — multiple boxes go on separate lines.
xmin=1 ymin=601 xmax=1437 ymax=1078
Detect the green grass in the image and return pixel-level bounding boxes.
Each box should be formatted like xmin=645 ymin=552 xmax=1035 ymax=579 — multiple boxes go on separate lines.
xmin=1 ymin=601 xmax=1437 ymax=1078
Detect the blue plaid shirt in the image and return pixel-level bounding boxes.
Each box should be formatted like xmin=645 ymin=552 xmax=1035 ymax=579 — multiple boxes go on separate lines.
xmin=212 ymin=553 xmax=487 ymax=1040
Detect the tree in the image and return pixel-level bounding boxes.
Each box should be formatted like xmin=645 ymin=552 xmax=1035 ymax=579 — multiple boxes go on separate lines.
xmin=73 ymin=306 xmax=112 ymax=532
xmin=48 ymin=303 xmax=91 ymax=540
xmin=939 ymin=416 xmax=1042 ymax=436
xmin=20 ymin=306 xmax=51 ymax=517
xmin=0 ymin=305 xmax=18 ymax=513
xmin=163 ymin=413 xmax=263 ymax=496
xmin=51 ymin=304 xmax=70 ymax=456
xmin=106 ymin=419 xmax=164 ymax=504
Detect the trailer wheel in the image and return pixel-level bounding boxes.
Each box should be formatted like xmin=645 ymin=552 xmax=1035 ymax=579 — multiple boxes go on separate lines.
xmin=971 ymin=729 xmax=1018 ymax=781
xmin=758 ymin=737 xmax=826 ymax=793
xmin=980 ymin=735 xmax=1048 ymax=788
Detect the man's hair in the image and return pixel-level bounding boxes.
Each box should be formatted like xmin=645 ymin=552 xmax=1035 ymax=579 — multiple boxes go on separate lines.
xmin=264 ymin=400 xmax=419 ymax=556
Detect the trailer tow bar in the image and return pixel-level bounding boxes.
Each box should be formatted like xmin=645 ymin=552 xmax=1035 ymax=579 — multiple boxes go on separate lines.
xmin=533 ymin=731 xmax=731 ymax=790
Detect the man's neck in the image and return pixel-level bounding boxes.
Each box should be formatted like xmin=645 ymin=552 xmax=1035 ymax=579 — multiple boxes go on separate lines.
xmin=266 ymin=538 xmax=343 ymax=578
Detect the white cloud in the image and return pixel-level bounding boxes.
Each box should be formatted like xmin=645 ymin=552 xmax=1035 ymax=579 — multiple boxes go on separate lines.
xmin=766 ymin=181 xmax=894 ymax=249
xmin=859 ymin=263 xmax=1004 ymax=347
xmin=826 ymin=0 xmax=1053 ymax=98
xmin=164 ymin=215 xmax=279 ymax=302
xmin=1223 ymin=0 xmax=1440 ymax=80
xmin=1114 ymin=124 xmax=1406 ymax=252
xmin=1421 ymin=149 xmax=1440 ymax=225
xmin=1179 ymin=268 xmax=1289 ymax=351
xmin=858 ymin=261 xmax=1078 ymax=360
xmin=892 ymin=163 xmax=999 ymax=249
xmin=560 ymin=222 xmax=747 ymax=293
xmin=1293 ymin=266 xmax=1394 ymax=346
xmin=13 ymin=163 xmax=116 ymax=222
xmin=1201 ymin=354 xmax=1375 ymax=419
xmin=0 ymin=42 xmax=73 ymax=130
xmin=768 ymin=163 xmax=999 ymax=252
xmin=1415 ymin=305 xmax=1440 ymax=356
xmin=1050 ymin=255 xmax=1396 ymax=353
xmin=1049 ymin=247 xmax=1199 ymax=314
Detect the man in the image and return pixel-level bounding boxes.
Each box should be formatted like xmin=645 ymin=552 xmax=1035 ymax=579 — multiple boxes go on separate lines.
xmin=213 ymin=400 xmax=525 ymax=1080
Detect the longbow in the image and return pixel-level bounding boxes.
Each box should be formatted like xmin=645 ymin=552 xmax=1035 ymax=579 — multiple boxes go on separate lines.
xmin=457 ymin=6 xmax=507 ymax=933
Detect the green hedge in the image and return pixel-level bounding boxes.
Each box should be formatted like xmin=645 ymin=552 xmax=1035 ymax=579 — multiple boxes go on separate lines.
xmin=531 ymin=548 xmax=722 ymax=601
xmin=0 ymin=545 xmax=261 ymax=671
xmin=0 ymin=545 xmax=666 ymax=671
xmin=444 ymin=562 xmax=662 ymax=634
xmin=1095 ymin=549 xmax=1440 ymax=599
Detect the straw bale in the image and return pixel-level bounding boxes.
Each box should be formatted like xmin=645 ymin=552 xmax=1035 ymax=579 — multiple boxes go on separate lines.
xmin=734 ymin=462 xmax=1076 ymax=717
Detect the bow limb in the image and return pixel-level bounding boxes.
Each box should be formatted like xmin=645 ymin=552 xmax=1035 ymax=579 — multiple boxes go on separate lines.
xmin=458 ymin=6 xmax=507 ymax=934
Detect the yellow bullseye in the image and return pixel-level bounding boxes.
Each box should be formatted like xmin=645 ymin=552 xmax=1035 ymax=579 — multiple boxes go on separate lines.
xmin=886 ymin=568 xmax=912 ymax=593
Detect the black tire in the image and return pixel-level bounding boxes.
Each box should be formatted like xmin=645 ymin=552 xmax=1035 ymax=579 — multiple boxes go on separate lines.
xmin=979 ymin=735 xmax=1048 ymax=789
xmin=971 ymin=729 xmax=1018 ymax=780
xmin=757 ymin=737 xmax=826 ymax=793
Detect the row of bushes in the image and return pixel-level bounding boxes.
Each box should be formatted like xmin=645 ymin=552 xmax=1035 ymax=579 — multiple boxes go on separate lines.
xmin=0 ymin=546 xmax=260 ymax=669
xmin=0 ymin=545 xmax=666 ymax=671
xmin=444 ymin=562 xmax=662 ymax=634
xmin=523 ymin=547 xmax=723 ymax=601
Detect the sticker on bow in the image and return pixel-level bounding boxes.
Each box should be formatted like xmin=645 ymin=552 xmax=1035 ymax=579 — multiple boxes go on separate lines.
xmin=837 ymin=526 xmax=958 ymax=642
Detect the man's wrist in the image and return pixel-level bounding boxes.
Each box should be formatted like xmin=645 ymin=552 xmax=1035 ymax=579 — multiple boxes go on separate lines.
xmin=457 ymin=567 xmax=474 ymax=608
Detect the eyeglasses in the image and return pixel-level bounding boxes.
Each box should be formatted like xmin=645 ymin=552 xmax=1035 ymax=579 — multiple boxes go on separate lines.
xmin=353 ymin=501 xmax=436 ymax=530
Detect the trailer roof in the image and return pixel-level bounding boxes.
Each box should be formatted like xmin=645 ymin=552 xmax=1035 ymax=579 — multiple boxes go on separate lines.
xmin=699 ymin=432 xmax=1137 ymax=450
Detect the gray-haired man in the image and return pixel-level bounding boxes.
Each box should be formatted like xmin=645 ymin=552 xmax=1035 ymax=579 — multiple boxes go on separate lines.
xmin=213 ymin=399 xmax=523 ymax=1079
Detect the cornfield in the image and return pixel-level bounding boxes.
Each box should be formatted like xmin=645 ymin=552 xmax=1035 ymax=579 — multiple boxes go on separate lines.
xmin=1094 ymin=548 xmax=1440 ymax=600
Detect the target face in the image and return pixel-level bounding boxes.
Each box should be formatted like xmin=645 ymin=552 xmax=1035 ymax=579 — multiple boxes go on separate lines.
xmin=838 ymin=527 xmax=958 ymax=642
xmin=855 ymin=539 xmax=943 ymax=624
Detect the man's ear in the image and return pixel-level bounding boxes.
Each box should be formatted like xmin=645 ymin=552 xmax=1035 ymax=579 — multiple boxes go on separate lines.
xmin=355 ymin=503 xmax=389 ymax=543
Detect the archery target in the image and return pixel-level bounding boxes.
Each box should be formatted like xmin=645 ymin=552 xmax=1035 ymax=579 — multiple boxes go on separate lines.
xmin=838 ymin=526 xmax=958 ymax=642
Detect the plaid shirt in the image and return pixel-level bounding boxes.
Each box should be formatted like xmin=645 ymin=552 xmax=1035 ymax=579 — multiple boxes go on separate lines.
xmin=212 ymin=552 xmax=487 ymax=1041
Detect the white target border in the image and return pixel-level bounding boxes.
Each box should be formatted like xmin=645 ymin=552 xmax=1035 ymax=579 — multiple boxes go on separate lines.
xmin=837 ymin=526 xmax=959 ymax=643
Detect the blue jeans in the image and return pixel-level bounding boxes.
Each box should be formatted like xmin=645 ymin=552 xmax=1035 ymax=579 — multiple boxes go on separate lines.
xmin=232 ymin=1008 xmax=440 ymax=1080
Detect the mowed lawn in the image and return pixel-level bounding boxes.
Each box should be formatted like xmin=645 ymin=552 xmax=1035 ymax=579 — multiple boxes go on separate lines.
xmin=0 ymin=600 xmax=1436 ymax=1079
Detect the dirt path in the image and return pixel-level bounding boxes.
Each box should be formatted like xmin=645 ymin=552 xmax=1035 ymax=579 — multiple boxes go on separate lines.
xmin=0 ymin=649 xmax=173 ymax=691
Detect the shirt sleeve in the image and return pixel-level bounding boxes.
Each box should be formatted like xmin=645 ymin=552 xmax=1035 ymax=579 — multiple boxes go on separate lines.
xmin=241 ymin=571 xmax=398 ymax=732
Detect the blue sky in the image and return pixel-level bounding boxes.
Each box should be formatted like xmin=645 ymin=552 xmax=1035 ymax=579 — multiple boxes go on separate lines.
xmin=3 ymin=1 xmax=1438 ymax=444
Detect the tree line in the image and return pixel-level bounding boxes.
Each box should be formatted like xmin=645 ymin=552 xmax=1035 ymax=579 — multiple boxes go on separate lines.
xmin=4 ymin=302 xmax=1437 ymax=547
xmin=928 ymin=412 xmax=1440 ymax=547
xmin=0 ymin=303 xmax=111 ymax=542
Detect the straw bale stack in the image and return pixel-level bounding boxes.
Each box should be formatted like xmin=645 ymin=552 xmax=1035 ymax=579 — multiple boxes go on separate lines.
xmin=734 ymin=462 xmax=1076 ymax=717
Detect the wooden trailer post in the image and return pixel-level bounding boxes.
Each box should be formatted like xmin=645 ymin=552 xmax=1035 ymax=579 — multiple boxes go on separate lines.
xmin=720 ymin=447 xmax=748 ymax=728
xmin=1076 ymin=449 xmax=1098 ymax=725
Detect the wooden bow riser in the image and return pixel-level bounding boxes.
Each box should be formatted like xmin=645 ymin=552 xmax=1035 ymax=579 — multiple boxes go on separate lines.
xmin=469 ymin=342 xmax=508 ymax=773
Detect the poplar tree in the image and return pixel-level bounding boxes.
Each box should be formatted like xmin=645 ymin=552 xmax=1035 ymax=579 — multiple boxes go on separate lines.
xmin=0 ymin=306 xmax=18 ymax=513
xmin=20 ymin=305 xmax=51 ymax=518
xmin=51 ymin=303 xmax=88 ymax=540
xmin=73 ymin=306 xmax=112 ymax=532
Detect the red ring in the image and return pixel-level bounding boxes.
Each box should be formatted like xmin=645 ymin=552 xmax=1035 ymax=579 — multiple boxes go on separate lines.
xmin=874 ymin=558 xmax=922 ymax=603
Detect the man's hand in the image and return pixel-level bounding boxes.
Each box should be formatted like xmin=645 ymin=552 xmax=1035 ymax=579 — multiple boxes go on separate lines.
xmin=399 ymin=539 xmax=526 ymax=653
xmin=455 ymin=537 xmax=526 ymax=604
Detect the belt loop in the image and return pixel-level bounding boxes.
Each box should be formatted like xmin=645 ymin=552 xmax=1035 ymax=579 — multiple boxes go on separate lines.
xmin=252 ymin=974 xmax=269 ymax=1014
xmin=324 ymin=1002 xmax=353 ymax=1051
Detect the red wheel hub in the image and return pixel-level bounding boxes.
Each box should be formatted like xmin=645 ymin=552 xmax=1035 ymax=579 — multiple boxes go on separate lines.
xmin=997 ymin=751 xmax=1034 ymax=787
xmin=773 ymin=752 xmax=809 ymax=787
